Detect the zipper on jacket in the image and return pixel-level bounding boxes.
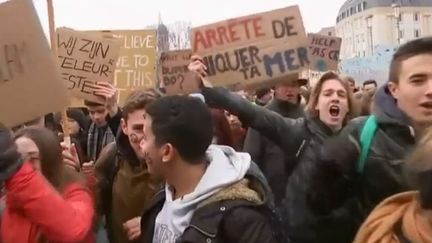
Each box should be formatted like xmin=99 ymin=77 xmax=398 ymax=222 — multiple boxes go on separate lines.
xmin=295 ymin=139 xmax=307 ymax=158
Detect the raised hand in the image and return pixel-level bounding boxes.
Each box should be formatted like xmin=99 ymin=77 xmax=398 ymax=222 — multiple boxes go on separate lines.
xmin=93 ymin=82 xmax=119 ymax=117
xmin=123 ymin=217 xmax=142 ymax=240
xmin=60 ymin=142 xmax=80 ymax=171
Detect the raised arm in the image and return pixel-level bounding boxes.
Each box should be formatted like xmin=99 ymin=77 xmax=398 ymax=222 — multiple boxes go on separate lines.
xmin=202 ymin=87 xmax=303 ymax=148
xmin=94 ymin=82 xmax=121 ymax=135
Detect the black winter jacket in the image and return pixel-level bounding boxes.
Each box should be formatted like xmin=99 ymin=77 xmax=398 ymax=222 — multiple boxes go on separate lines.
xmin=284 ymin=86 xmax=415 ymax=243
xmin=140 ymin=163 xmax=282 ymax=243
xmin=202 ymin=87 xmax=336 ymax=167
xmin=243 ymin=99 xmax=305 ymax=205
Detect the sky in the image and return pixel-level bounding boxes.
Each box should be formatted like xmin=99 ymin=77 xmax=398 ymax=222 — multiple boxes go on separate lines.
xmin=31 ymin=0 xmax=347 ymax=34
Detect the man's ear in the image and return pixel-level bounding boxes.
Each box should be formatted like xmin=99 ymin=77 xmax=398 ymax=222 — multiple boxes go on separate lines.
xmin=161 ymin=143 xmax=174 ymax=164
xmin=121 ymin=118 xmax=128 ymax=135
xmin=388 ymin=82 xmax=399 ymax=100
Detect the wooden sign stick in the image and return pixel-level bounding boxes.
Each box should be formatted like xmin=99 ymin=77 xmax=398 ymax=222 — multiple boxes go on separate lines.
xmin=47 ymin=0 xmax=71 ymax=146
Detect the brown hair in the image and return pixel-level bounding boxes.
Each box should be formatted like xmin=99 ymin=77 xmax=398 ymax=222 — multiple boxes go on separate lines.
xmin=405 ymin=128 xmax=432 ymax=175
xmin=14 ymin=127 xmax=84 ymax=192
xmin=84 ymin=100 xmax=105 ymax=108
xmin=122 ymin=89 xmax=161 ymax=121
xmin=342 ymin=76 xmax=356 ymax=86
xmin=305 ymin=71 xmax=356 ymax=124
xmin=404 ymin=128 xmax=432 ymax=208
xmin=363 ymin=79 xmax=377 ymax=87
xmin=389 ymin=37 xmax=432 ymax=83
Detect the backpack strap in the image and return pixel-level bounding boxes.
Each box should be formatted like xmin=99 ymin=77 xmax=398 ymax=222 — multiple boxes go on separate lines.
xmin=356 ymin=115 xmax=379 ymax=174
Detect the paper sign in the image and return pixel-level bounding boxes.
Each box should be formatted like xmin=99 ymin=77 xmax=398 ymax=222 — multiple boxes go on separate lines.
xmin=308 ymin=34 xmax=342 ymax=71
xmin=103 ymin=30 xmax=157 ymax=105
xmin=192 ymin=5 xmax=308 ymax=88
xmin=0 ymin=0 xmax=69 ymax=127
xmin=159 ymin=50 xmax=199 ymax=95
xmin=57 ymin=28 xmax=120 ymax=104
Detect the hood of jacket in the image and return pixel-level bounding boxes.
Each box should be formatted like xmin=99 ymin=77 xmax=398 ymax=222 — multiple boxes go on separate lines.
xmin=153 ymin=145 xmax=251 ymax=238
xmin=373 ymin=85 xmax=412 ymax=126
xmin=115 ymin=128 xmax=140 ymax=167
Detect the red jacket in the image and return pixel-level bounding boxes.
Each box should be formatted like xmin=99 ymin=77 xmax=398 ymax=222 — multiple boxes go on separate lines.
xmin=1 ymin=162 xmax=95 ymax=243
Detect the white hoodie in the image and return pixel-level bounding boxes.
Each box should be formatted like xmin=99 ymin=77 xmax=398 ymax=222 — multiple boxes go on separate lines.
xmin=152 ymin=145 xmax=251 ymax=243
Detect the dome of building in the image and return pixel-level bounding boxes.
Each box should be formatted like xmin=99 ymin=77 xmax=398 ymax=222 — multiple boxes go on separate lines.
xmin=337 ymin=0 xmax=432 ymax=22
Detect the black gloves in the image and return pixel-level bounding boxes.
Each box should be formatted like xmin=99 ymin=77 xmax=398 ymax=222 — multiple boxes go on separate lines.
xmin=0 ymin=123 xmax=23 ymax=182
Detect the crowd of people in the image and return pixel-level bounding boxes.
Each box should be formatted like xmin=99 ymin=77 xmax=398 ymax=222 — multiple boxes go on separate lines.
xmin=0 ymin=36 xmax=431 ymax=243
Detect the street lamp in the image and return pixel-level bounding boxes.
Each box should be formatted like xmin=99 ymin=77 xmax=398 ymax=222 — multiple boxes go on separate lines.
xmin=392 ymin=3 xmax=401 ymax=45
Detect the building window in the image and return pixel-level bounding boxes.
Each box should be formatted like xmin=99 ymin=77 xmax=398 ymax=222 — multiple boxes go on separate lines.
xmin=350 ymin=7 xmax=354 ymax=15
xmin=363 ymin=51 xmax=366 ymax=57
xmin=399 ymin=30 xmax=404 ymax=39
xmin=363 ymin=1 xmax=367 ymax=10
xmin=358 ymin=3 xmax=362 ymax=12
xmin=328 ymin=32 xmax=332 ymax=36
xmin=414 ymin=29 xmax=421 ymax=38
xmin=414 ymin=12 xmax=419 ymax=21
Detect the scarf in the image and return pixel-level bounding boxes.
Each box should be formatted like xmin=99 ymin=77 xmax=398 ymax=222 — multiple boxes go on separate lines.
xmin=354 ymin=191 xmax=432 ymax=243
xmin=87 ymin=123 xmax=115 ymax=162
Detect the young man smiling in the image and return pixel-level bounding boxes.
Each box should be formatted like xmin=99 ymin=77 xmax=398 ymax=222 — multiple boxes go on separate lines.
xmin=139 ymin=95 xmax=280 ymax=243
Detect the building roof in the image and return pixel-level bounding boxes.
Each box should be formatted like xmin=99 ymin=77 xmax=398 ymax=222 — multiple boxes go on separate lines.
xmin=337 ymin=0 xmax=432 ymax=22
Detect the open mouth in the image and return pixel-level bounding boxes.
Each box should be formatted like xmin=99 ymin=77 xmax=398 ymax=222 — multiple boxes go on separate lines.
xmin=329 ymin=105 xmax=340 ymax=117
xmin=420 ymin=101 xmax=432 ymax=109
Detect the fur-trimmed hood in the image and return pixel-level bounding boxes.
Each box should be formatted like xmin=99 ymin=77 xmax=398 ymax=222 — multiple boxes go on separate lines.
xmin=142 ymin=147 xmax=274 ymax=243
xmin=198 ymin=178 xmax=264 ymax=209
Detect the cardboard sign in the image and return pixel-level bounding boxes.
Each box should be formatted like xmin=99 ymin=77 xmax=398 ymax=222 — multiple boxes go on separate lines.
xmin=57 ymin=28 xmax=120 ymax=104
xmin=308 ymin=34 xmax=342 ymax=71
xmin=104 ymin=30 xmax=157 ymax=105
xmin=0 ymin=0 xmax=69 ymax=127
xmin=192 ymin=5 xmax=308 ymax=88
xmin=159 ymin=50 xmax=199 ymax=95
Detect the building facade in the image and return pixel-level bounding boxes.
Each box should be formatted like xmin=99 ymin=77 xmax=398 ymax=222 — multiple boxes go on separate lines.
xmin=317 ymin=26 xmax=336 ymax=37
xmin=336 ymin=0 xmax=432 ymax=60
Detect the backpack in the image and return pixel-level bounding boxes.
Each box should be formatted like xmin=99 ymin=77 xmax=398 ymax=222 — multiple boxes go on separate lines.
xmin=356 ymin=115 xmax=379 ymax=174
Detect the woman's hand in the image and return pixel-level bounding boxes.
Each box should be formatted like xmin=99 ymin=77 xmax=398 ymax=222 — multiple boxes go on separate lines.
xmin=60 ymin=142 xmax=80 ymax=171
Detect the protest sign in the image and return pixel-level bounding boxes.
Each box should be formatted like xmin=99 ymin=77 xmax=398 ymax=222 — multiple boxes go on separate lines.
xmin=159 ymin=50 xmax=199 ymax=95
xmin=192 ymin=5 xmax=308 ymax=88
xmin=308 ymin=34 xmax=341 ymax=71
xmin=57 ymin=28 xmax=120 ymax=104
xmin=0 ymin=0 xmax=69 ymax=127
xmin=102 ymin=30 xmax=157 ymax=105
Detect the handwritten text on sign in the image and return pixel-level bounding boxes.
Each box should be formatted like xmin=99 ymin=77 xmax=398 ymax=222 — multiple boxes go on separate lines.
xmin=110 ymin=30 xmax=156 ymax=105
xmin=308 ymin=34 xmax=342 ymax=72
xmin=0 ymin=0 xmax=69 ymax=127
xmin=159 ymin=50 xmax=198 ymax=95
xmin=192 ymin=6 xmax=309 ymax=87
xmin=57 ymin=28 xmax=120 ymax=103
xmin=0 ymin=43 xmax=27 ymax=83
